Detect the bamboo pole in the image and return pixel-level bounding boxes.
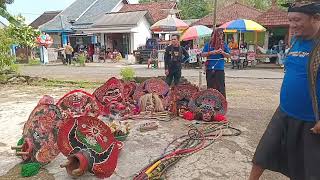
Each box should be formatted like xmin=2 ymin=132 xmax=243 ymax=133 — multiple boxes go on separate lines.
xmin=254 ymin=31 xmax=258 ymax=52
xmin=199 ymin=0 xmax=218 ymax=89
xmin=16 ymin=152 xmax=29 ymax=156
xmin=11 ymin=145 xmax=23 ymax=150
xmin=213 ymin=0 xmax=218 ymax=31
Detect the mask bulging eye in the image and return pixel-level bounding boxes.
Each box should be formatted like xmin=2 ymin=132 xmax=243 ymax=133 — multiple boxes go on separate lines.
xmin=114 ymin=89 xmax=120 ymax=94
xmin=33 ymin=132 xmax=40 ymax=139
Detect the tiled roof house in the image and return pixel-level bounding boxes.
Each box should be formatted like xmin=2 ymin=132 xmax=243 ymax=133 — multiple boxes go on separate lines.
xmin=29 ymin=11 xmax=61 ymax=29
xmin=119 ymin=1 xmax=177 ymax=23
xmin=40 ymin=0 xmax=129 ymax=32
xmin=256 ymin=1 xmax=289 ymax=27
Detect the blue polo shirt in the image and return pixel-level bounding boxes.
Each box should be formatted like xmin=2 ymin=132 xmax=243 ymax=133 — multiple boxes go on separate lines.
xmin=280 ymin=37 xmax=318 ymax=122
xmin=202 ymin=42 xmax=230 ymax=70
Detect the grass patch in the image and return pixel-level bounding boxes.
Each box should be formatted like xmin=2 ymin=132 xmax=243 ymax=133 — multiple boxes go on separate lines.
xmin=33 ymin=79 xmax=103 ymax=89
xmin=28 ymin=58 xmax=41 ymax=66
xmin=0 ymin=74 xmax=7 ymax=83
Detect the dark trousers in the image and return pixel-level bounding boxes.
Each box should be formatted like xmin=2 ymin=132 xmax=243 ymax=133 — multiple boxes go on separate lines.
xmin=231 ymin=60 xmax=237 ymax=68
xmin=253 ymin=107 xmax=320 ymax=180
xmin=66 ymin=54 xmax=72 ymax=64
xmin=166 ymin=70 xmax=181 ymax=86
xmin=206 ymin=70 xmax=226 ymax=97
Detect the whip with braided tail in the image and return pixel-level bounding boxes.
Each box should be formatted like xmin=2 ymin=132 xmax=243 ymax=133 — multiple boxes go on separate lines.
xmin=308 ymin=34 xmax=320 ymax=121
xmin=133 ymin=122 xmax=241 ymax=180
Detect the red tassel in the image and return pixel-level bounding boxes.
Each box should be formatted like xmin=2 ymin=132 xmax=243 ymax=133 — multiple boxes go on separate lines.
xmin=214 ymin=114 xmax=227 ymax=122
xmin=183 ymin=111 xmax=194 ymax=121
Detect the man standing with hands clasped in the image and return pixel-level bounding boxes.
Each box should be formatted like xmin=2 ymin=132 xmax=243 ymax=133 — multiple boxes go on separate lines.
xmin=249 ymin=1 xmax=320 ymax=180
xmin=164 ymin=34 xmax=189 ymax=86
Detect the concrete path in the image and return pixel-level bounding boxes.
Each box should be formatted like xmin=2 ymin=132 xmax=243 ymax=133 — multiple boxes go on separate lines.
xmin=19 ymin=62 xmax=284 ymax=83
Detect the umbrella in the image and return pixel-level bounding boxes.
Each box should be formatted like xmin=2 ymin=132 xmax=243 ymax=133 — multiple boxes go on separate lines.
xmin=218 ymin=19 xmax=266 ymax=48
xmin=150 ymin=14 xmax=189 ymax=32
xmin=218 ymin=19 xmax=266 ymax=32
xmin=181 ymin=25 xmax=213 ymax=41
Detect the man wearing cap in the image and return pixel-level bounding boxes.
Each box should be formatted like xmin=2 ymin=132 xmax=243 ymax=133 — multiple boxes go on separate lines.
xmin=249 ymin=1 xmax=320 ymax=180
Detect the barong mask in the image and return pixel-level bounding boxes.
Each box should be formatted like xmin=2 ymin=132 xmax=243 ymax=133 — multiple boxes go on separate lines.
xmin=189 ymin=89 xmax=228 ymax=121
xmin=199 ymin=104 xmax=216 ymax=121
xmin=94 ymin=77 xmax=124 ymax=106
xmin=169 ymin=84 xmax=199 ymax=115
xmin=57 ymin=90 xmax=101 ymax=118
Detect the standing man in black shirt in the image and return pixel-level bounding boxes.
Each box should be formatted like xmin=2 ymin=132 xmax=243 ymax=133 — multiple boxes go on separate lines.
xmin=164 ymin=34 xmax=189 ymax=86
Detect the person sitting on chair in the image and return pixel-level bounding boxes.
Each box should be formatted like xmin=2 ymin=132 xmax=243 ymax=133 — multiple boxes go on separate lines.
xmin=99 ymin=48 xmax=106 ymax=63
xmin=112 ymin=49 xmax=122 ymax=62
xmin=148 ymin=48 xmax=158 ymax=69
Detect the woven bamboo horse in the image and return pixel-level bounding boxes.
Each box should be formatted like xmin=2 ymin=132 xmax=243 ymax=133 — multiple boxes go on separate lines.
xmin=58 ymin=116 xmax=121 ymax=178
xmin=56 ymin=90 xmax=101 ymax=119
xmin=12 ymin=96 xmax=63 ymax=164
xmin=189 ymin=89 xmax=227 ymax=121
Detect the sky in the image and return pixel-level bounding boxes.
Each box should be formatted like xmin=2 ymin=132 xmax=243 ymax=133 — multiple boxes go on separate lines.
xmin=4 ymin=0 xmax=138 ymax=25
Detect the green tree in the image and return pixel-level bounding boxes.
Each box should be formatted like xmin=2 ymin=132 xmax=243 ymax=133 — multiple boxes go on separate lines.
xmin=0 ymin=28 xmax=16 ymax=73
xmin=0 ymin=0 xmax=19 ymax=25
xmin=138 ymin=0 xmax=211 ymax=19
xmin=7 ymin=16 xmax=40 ymax=62
xmin=245 ymin=0 xmax=289 ymax=10
xmin=0 ymin=7 xmax=19 ymax=25
xmin=0 ymin=0 xmax=14 ymax=9
xmin=178 ymin=0 xmax=211 ymax=19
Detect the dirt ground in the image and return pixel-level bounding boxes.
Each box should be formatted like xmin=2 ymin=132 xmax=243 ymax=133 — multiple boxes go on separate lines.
xmin=0 ymin=65 xmax=288 ymax=180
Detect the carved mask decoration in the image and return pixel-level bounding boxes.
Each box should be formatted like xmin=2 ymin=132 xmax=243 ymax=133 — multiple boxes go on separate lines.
xmin=94 ymin=77 xmax=124 ymax=106
xmin=58 ymin=116 xmax=121 ymax=178
xmin=57 ymin=90 xmax=101 ymax=118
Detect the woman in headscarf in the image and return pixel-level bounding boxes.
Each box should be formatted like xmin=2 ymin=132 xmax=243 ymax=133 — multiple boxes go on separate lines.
xmin=201 ymin=29 xmax=230 ymax=98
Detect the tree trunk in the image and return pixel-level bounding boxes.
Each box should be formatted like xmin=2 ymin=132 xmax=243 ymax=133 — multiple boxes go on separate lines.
xmin=26 ymin=47 xmax=29 ymax=63
xmin=30 ymin=48 xmax=34 ymax=60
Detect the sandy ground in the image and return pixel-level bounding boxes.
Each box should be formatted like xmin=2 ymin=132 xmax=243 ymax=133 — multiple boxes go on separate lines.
xmin=0 ymin=64 xmax=288 ymax=180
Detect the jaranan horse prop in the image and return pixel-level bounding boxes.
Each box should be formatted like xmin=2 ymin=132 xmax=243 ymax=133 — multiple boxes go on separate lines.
xmin=12 ymin=96 xmax=63 ymax=164
xmin=58 ymin=116 xmax=121 ymax=178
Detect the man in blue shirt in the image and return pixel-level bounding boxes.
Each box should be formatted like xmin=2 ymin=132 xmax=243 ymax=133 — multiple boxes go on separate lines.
xmin=249 ymin=1 xmax=320 ymax=180
xmin=202 ymin=29 xmax=230 ymax=97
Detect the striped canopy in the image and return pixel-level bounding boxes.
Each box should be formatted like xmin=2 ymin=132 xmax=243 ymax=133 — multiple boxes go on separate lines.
xmin=181 ymin=25 xmax=213 ymax=41
xmin=218 ymin=19 xmax=266 ymax=32
xmin=150 ymin=15 xmax=189 ymax=32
